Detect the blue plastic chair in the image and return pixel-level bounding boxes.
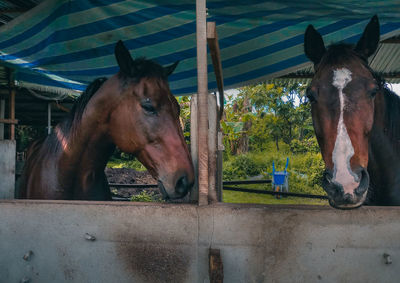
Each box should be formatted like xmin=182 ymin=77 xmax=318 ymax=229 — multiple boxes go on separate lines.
xmin=271 ymin=158 xmax=289 ymax=198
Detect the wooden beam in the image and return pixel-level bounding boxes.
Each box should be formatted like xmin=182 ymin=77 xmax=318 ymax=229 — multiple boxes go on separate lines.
xmin=51 ymin=102 xmax=70 ymax=113
xmin=0 ymin=99 xmax=4 ymax=139
xmin=196 ymin=0 xmax=209 ymax=206
xmin=8 ymin=68 xmax=15 ymax=140
xmin=0 ymin=118 xmax=18 ymax=124
xmin=208 ymin=93 xmax=218 ymax=203
xmin=207 ymin=22 xmax=224 ymax=119
xmin=0 ymin=8 xmax=29 ymax=13
xmin=189 ymin=95 xmax=199 ymax=202
xmin=381 ymin=38 xmax=400 ymax=44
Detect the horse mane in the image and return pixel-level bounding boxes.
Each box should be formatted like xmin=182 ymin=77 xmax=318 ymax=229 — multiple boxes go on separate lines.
xmin=382 ymin=87 xmax=400 ymax=153
xmin=67 ymin=77 xmax=108 ymax=130
xmin=29 ymin=78 xmax=108 ymax=157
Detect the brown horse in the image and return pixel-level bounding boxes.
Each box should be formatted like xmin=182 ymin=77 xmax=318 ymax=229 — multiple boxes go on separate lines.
xmin=18 ymin=40 xmax=194 ymax=200
xmin=304 ymin=15 xmax=400 ymax=208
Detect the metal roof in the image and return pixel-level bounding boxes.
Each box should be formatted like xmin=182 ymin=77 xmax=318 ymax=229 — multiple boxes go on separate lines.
xmin=0 ymin=0 xmax=42 ymax=25
xmin=277 ymin=39 xmax=400 ymax=84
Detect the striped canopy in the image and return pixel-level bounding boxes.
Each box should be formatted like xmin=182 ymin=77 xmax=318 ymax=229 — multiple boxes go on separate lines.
xmin=0 ymin=0 xmax=399 ymax=97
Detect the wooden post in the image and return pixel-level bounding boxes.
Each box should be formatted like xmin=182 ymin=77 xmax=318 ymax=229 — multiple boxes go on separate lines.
xmin=207 ymin=21 xmax=224 ymax=201
xmin=196 ymin=0 xmax=209 ymax=205
xmin=190 ymin=95 xmax=199 ymax=202
xmin=207 ymin=22 xmax=224 ymax=119
xmin=208 ymin=93 xmax=218 ymax=203
xmin=47 ymin=102 xmax=51 ymax=135
xmin=8 ymin=69 xmax=16 ymax=140
xmin=0 ymin=99 xmax=4 ymax=140
xmin=217 ymin=132 xmax=224 ymax=201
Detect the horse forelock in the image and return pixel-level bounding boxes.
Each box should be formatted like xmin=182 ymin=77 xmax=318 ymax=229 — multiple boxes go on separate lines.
xmin=117 ymin=57 xmax=168 ymax=83
xmin=317 ymin=44 xmax=363 ymax=69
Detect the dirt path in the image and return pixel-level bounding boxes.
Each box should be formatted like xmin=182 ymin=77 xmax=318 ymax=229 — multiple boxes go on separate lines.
xmin=105 ymin=168 xmax=160 ymax=199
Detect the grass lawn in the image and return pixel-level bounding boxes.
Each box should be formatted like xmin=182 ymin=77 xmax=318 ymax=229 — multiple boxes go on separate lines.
xmin=223 ymin=189 xmax=329 ymax=205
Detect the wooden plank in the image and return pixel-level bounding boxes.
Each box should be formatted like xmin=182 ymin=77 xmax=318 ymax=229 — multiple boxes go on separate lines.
xmin=190 ymin=95 xmax=199 ymax=202
xmin=207 ymin=22 xmax=224 ymax=202
xmin=7 ymin=68 xmax=15 ymax=140
xmin=209 ymin=248 xmax=224 ymax=283
xmin=207 ymin=22 xmax=224 ymax=119
xmin=208 ymin=93 xmax=218 ymax=203
xmin=0 ymin=118 xmax=18 ymax=124
xmin=51 ymin=102 xmax=70 ymax=113
xmin=0 ymin=8 xmax=29 ymax=13
xmin=47 ymin=103 xmax=51 ymax=134
xmin=196 ymin=0 xmax=209 ymax=206
xmin=0 ymin=99 xmax=4 ymax=139
xmin=381 ymin=38 xmax=400 ymax=44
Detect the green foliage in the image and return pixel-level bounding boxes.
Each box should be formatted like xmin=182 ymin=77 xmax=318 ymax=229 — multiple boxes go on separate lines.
xmin=130 ymin=191 xmax=164 ymax=202
xmin=223 ymin=154 xmax=265 ymax=180
xmin=107 ymin=158 xmax=147 ymax=171
xmin=290 ymin=137 xmax=320 ymax=154
xmin=223 ymin=82 xmax=312 ymax=154
xmin=16 ymin=125 xmax=46 ymax=152
xmin=223 ymin=142 xmax=326 ymax=197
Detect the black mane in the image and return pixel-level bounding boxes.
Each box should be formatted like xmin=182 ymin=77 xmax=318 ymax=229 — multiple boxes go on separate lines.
xmin=70 ymin=77 xmax=107 ymax=124
xmin=57 ymin=77 xmax=107 ymax=137
xmin=40 ymin=77 xmax=107 ymax=155
xmin=383 ymin=87 xmax=400 ymax=154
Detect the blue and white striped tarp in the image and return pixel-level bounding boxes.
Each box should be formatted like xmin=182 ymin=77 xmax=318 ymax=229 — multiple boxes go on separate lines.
xmin=0 ymin=0 xmax=399 ymax=96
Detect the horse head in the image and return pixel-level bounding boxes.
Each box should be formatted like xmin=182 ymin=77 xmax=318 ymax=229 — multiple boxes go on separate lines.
xmin=108 ymin=40 xmax=194 ymax=200
xmin=304 ymin=16 xmax=380 ymax=208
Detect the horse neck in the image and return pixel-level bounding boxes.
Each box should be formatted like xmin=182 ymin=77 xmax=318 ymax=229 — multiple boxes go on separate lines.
xmin=58 ymin=78 xmax=120 ymax=174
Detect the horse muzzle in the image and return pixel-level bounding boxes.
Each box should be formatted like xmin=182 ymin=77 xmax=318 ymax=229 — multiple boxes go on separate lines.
xmin=158 ymin=174 xmax=193 ymax=200
xmin=323 ymin=167 xmax=369 ymax=209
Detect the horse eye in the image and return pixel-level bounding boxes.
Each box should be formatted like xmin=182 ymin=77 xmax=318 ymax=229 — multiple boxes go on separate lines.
xmin=369 ymin=87 xmax=379 ymax=98
xmin=141 ymin=100 xmax=157 ymax=114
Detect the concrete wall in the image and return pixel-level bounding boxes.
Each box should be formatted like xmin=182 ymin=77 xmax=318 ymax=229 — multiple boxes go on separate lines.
xmin=0 ymin=201 xmax=399 ymax=283
xmin=0 ymin=140 xmax=15 ymax=199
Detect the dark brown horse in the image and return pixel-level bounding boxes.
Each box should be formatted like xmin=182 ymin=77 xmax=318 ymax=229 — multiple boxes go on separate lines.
xmin=304 ymin=15 xmax=400 ymax=208
xmin=18 ymin=40 xmax=194 ymax=200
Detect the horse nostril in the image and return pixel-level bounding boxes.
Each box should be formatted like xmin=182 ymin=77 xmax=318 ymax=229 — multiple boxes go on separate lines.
xmin=175 ymin=175 xmax=190 ymax=196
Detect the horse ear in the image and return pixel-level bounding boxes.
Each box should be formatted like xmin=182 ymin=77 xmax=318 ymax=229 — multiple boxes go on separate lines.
xmin=164 ymin=61 xmax=179 ymax=77
xmin=354 ymin=15 xmax=380 ymax=58
xmin=115 ymin=40 xmax=134 ymax=76
xmin=304 ymin=25 xmax=326 ymax=65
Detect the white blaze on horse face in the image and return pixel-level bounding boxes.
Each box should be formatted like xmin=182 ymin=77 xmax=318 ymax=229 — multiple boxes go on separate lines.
xmin=332 ymin=68 xmax=360 ymax=195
